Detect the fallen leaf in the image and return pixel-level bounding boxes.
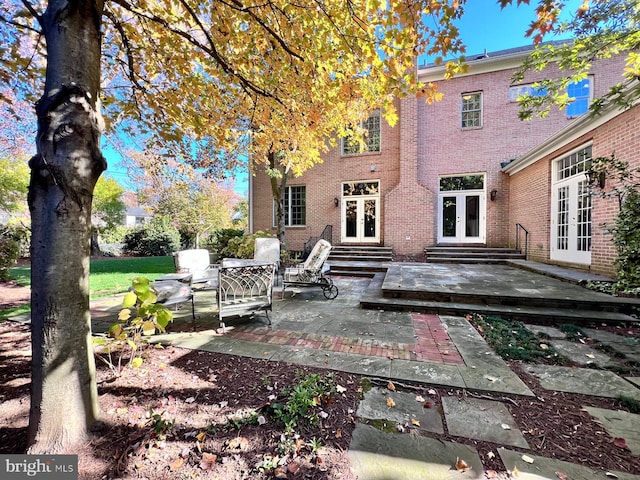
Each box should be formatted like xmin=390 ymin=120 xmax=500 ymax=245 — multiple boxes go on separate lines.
xmin=336 ymin=384 xmax=347 ymax=393
xmin=410 ymin=418 xmax=420 ymax=426
xmin=521 ymin=454 xmax=534 ymax=464
xmin=423 ymin=401 xmax=434 ymax=408
xmin=605 ymin=472 xmax=619 ymax=478
xmin=199 ymin=453 xmax=217 ymax=470
xmin=555 ymin=472 xmax=569 ymax=480
xmin=613 ymin=437 xmax=629 ymax=449
xmin=335 ymin=428 xmax=342 ymax=438
xmin=287 ymin=462 xmax=300 ymax=474
xmin=396 ymin=424 xmax=405 ymax=432
xmin=273 ymin=466 xmax=288 ymax=479
xmin=227 ymin=437 xmax=249 ymax=451
xmin=540 ymin=343 xmax=549 ymax=350
xmin=416 ymin=395 xmax=425 ymax=402
xmin=486 ymin=470 xmax=497 ymax=478
xmin=169 ymin=457 xmax=184 ymax=471
xmin=386 ymin=397 xmax=396 ymax=408
xmin=185 ymin=396 xmax=195 ymax=403
xmin=387 ymin=381 xmax=396 ymax=392
xmin=486 ymin=451 xmax=495 ymax=460
xmin=586 ymin=353 xmax=595 ymax=359
xmin=455 ymin=457 xmax=470 ymax=472
xmin=258 ymin=415 xmax=266 ymax=425
xmin=512 ymin=465 xmax=520 ymax=477
xmin=501 ymin=423 xmax=511 ymax=430
xmin=428 ymin=389 xmax=437 ymax=395
xmin=196 ymin=431 xmax=206 ymax=442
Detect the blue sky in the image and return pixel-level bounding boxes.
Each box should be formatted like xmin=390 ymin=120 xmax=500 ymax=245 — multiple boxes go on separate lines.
xmin=104 ymin=1 xmax=581 ymax=197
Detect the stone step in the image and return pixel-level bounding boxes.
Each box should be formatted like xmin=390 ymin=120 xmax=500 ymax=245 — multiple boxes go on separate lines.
xmin=381 ymin=285 xmax=634 ymax=314
xmin=425 ymin=257 xmax=520 ymax=264
xmin=360 ymin=275 xmax=637 ymax=324
xmin=427 ymin=251 xmax=526 ymax=259
xmin=328 ymin=254 xmax=392 ymax=262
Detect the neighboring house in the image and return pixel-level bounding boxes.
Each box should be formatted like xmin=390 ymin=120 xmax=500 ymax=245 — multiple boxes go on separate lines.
xmin=124 ymin=206 xmax=153 ymax=227
xmin=249 ymin=43 xmax=633 ymax=277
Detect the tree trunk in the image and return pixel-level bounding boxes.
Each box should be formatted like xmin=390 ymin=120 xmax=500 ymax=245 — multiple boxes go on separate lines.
xmin=268 ymin=152 xmax=287 ymax=249
xmin=27 ymin=0 xmax=106 ymax=453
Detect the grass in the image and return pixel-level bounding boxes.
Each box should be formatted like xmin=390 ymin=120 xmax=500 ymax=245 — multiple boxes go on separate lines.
xmin=2 ymin=256 xmax=176 ymax=319
xmin=470 ymin=314 xmax=566 ymax=364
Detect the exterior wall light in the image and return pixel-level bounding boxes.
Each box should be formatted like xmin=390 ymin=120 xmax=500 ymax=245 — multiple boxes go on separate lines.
xmin=490 ymin=189 xmax=498 ymax=201
xmin=334 ymin=197 xmax=339 ymax=207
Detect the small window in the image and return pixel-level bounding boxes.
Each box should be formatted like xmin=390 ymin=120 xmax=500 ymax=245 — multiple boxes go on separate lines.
xmin=461 ymin=92 xmax=482 ymax=128
xmin=274 ymin=186 xmax=306 ymax=227
xmin=342 ymin=110 xmax=381 ymax=155
xmin=557 ymin=146 xmax=592 ymax=181
xmin=566 ymin=78 xmax=592 ymax=117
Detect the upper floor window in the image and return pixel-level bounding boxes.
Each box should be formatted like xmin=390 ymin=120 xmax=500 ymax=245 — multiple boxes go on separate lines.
xmin=566 ymin=78 xmax=592 ymax=118
xmin=461 ymin=92 xmax=482 ymax=128
xmin=274 ymin=185 xmax=306 ymax=227
xmin=342 ymin=110 xmax=381 ymax=155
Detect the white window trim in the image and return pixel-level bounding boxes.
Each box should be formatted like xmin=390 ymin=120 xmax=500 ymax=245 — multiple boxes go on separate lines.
xmin=461 ymin=91 xmax=483 ymax=129
xmin=341 ymin=109 xmax=382 ymax=156
xmin=272 ymin=185 xmax=306 ymax=227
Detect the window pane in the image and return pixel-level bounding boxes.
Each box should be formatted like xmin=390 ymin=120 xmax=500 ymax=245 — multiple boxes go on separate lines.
xmin=342 ymin=110 xmax=381 ymax=154
xmin=566 ymin=78 xmax=591 ymax=117
xmin=439 ymin=175 xmax=484 ymax=191
xmin=461 ymin=92 xmax=482 ymax=128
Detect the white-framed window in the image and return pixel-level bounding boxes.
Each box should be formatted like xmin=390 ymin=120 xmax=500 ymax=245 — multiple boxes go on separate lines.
xmin=566 ymin=77 xmax=592 ymax=117
xmin=274 ymin=185 xmax=306 ymax=227
xmin=461 ymin=92 xmax=482 ymax=128
xmin=341 ymin=110 xmax=381 ymax=155
xmin=509 ymin=77 xmax=592 ymax=117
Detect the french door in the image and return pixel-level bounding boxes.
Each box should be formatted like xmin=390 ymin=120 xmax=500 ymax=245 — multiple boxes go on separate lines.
xmin=551 ymin=146 xmax=592 ymax=265
xmin=437 ymin=174 xmax=486 ymax=244
xmin=341 ymin=181 xmax=380 ymax=243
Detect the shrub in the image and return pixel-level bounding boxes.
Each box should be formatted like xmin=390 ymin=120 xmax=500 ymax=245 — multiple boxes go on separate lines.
xmin=122 ymin=217 xmax=180 ymax=257
xmin=613 ymin=188 xmax=640 ymax=292
xmin=100 ymin=225 xmax=128 ymax=244
xmin=0 ymin=232 xmax=20 ymax=281
xmin=206 ymin=228 xmax=245 ymax=258
xmin=224 ymin=230 xmax=275 ymax=259
xmin=1 ymin=223 xmax=30 ymax=258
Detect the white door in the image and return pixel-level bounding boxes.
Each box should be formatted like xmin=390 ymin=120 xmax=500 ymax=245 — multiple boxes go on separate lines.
xmin=437 ymin=192 xmax=486 ymax=243
xmin=340 ymin=181 xmax=380 ymax=243
xmin=551 ymin=177 xmax=591 ymax=264
xmin=342 ymin=197 xmax=380 ymax=243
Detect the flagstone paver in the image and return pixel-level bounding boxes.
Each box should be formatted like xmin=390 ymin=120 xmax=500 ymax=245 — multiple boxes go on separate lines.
xmin=498 ymin=448 xmax=640 ymax=480
xmin=441 ymin=397 xmax=529 ymax=448
xmin=583 ymin=406 xmax=640 ymax=456
xmin=523 ymin=324 xmax=567 ymax=339
xmin=356 ymin=387 xmax=444 ymax=434
xmin=548 ymin=339 xmax=614 ymax=367
xmin=522 ymin=364 xmax=640 ymax=400
xmin=583 ymin=328 xmax=640 ymax=363
xmin=349 ymin=423 xmax=484 ymax=480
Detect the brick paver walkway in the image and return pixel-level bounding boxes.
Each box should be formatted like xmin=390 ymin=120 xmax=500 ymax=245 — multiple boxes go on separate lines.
xmin=228 ymin=312 xmax=464 ymax=366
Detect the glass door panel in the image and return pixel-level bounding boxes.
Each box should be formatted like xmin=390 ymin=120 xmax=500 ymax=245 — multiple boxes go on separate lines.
xmin=442 ymin=196 xmax=457 ymax=238
xmin=364 ymin=200 xmax=377 ymax=239
xmin=345 ymin=200 xmax=358 ymax=239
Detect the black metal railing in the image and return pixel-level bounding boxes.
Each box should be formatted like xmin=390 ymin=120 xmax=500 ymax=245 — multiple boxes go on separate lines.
xmin=515 ymin=223 xmax=529 ymax=260
xmin=303 ymin=225 xmax=333 ymax=258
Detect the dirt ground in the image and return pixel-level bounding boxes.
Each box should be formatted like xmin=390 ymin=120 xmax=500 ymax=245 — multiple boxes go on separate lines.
xmin=1 ymin=282 xmax=640 ymax=479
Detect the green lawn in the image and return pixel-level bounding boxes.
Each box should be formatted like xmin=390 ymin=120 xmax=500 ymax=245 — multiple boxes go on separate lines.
xmin=4 ymin=256 xmax=176 ymax=320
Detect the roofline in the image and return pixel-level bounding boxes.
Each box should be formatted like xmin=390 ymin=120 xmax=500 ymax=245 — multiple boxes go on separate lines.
xmin=417 ymin=40 xmax=572 ymax=82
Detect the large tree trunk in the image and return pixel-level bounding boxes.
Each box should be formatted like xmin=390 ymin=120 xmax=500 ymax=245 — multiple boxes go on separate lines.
xmin=27 ymin=0 xmax=106 ymax=453
xmin=268 ymin=152 xmax=287 ymax=248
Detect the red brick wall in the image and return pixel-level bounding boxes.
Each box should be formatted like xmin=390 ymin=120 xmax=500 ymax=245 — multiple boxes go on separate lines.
xmin=418 ymin=56 xmax=626 ymax=248
xmin=250 ymin=99 xmax=402 ymax=252
xmin=509 ymin=105 xmax=640 ymax=277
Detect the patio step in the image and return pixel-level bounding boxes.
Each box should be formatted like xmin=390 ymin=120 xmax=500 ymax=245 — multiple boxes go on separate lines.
xmin=360 ymin=273 xmax=639 ymax=325
xmin=425 ymin=246 xmax=525 ymax=264
xmin=328 ymin=246 xmax=393 ymax=276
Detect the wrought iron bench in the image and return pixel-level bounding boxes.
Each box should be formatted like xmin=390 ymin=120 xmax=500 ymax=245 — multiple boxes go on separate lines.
xmin=217 ymin=262 xmax=276 ymax=331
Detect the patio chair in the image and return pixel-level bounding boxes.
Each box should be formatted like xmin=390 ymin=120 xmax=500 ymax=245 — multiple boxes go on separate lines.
xmin=172 ymin=248 xmax=218 ymax=289
xmin=282 ymin=239 xmax=338 ymax=299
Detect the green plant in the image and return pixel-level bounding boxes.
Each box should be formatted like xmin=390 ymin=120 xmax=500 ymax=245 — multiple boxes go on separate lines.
xmin=206 ymin=228 xmax=245 ymax=258
xmin=558 ymin=324 xmax=586 ymax=341
xmin=223 ymin=230 xmax=275 ymax=259
xmin=146 ymin=409 xmax=175 ymax=438
xmin=100 ymin=225 xmax=128 ymax=244
xmin=0 ymin=234 xmax=19 ymax=281
xmin=93 ymin=276 xmax=173 ymax=374
xmin=471 ymin=314 xmax=565 ymax=364
xmin=123 ymin=217 xmax=181 ymax=257
xmin=266 ymin=372 xmax=336 ymax=435
xmin=612 ymin=188 xmax=640 ymax=292
xmin=618 ymin=395 xmax=640 ymax=414
xmin=306 ymin=437 xmax=322 ymax=453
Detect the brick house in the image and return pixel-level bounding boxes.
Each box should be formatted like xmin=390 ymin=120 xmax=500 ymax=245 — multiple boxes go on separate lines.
xmin=248 ymin=44 xmax=635 ymax=277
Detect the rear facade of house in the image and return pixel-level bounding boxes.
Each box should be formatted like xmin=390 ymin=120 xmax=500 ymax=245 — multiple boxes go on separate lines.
xmin=249 ymin=45 xmax=636 ymax=277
